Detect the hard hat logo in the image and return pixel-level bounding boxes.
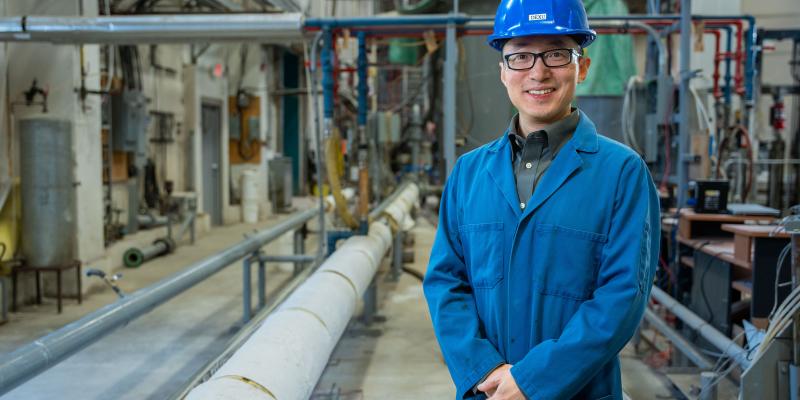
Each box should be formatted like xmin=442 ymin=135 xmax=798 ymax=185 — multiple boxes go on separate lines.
xmin=488 ymin=0 xmax=597 ymax=52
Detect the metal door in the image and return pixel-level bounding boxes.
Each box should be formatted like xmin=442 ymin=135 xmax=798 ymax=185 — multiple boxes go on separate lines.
xmin=202 ymin=102 xmax=223 ymax=226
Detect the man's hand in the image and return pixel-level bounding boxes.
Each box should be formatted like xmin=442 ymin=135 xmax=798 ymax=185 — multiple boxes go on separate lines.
xmin=476 ymin=364 xmax=525 ymax=400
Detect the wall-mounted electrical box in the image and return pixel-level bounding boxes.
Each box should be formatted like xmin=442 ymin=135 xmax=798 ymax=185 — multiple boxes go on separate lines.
xmin=111 ymin=90 xmax=149 ymax=153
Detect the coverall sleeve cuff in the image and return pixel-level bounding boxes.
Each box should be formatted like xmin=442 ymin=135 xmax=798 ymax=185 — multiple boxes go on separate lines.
xmin=510 ymin=361 xmax=542 ymax=400
xmin=456 ymin=353 xmax=506 ymax=399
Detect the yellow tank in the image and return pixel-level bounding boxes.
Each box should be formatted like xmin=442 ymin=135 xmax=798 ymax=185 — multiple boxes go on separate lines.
xmin=0 ymin=180 xmax=20 ymax=268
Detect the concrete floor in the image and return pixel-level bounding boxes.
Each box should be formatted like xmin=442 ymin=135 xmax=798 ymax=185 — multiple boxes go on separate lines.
xmin=0 ymin=206 xmax=740 ymax=400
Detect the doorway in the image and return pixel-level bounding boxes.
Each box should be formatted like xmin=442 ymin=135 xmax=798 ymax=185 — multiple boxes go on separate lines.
xmin=201 ymin=101 xmax=223 ymax=226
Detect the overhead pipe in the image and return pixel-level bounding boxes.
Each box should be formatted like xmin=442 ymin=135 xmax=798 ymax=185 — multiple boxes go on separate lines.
xmin=186 ymin=183 xmax=419 ymax=400
xmin=0 ymin=13 xmax=304 ymax=44
xmin=0 ymin=208 xmax=319 ymax=396
xmin=651 ymin=286 xmax=751 ymax=369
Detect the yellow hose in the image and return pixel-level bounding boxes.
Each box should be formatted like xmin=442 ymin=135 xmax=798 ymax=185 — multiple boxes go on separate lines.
xmin=325 ymin=130 xmax=358 ymax=229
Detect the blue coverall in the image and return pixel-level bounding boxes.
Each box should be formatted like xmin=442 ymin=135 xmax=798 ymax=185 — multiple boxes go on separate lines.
xmin=423 ymin=111 xmax=660 ymax=399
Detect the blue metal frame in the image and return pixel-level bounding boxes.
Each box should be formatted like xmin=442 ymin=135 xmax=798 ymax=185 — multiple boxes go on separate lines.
xmin=326 ymin=230 xmax=355 ymax=257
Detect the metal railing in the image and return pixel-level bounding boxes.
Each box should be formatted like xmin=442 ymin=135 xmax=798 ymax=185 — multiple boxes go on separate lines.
xmin=0 ymin=208 xmax=318 ymax=396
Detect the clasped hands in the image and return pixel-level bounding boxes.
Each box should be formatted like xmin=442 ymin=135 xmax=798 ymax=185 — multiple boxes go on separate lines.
xmin=476 ymin=364 xmax=525 ymax=400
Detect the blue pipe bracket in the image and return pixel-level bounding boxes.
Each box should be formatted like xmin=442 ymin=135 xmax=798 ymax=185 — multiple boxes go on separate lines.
xmin=321 ymin=28 xmax=334 ymax=120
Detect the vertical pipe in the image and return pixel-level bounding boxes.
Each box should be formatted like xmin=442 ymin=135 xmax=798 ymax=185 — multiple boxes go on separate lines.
xmin=310 ymin=31 xmax=328 ymax=259
xmin=293 ymin=227 xmax=304 ymax=275
xmin=792 ymin=233 xmax=800 ymax=293
xmin=676 ymin=0 xmax=692 ymax=209
xmin=723 ymin=26 xmax=733 ymax=107
xmin=410 ymin=104 xmax=422 ymax=179
xmin=392 ymin=229 xmax=404 ymax=280
xmin=357 ymin=31 xmax=370 ymax=230
xmin=443 ymin=18 xmax=457 ymax=175
xmin=257 ymin=256 xmax=266 ymax=309
xmin=242 ymin=256 xmax=252 ymax=323
xmin=699 ymin=371 xmax=719 ymax=400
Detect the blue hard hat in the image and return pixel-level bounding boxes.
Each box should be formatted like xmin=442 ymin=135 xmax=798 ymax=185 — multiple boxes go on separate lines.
xmin=488 ymin=0 xmax=597 ymax=51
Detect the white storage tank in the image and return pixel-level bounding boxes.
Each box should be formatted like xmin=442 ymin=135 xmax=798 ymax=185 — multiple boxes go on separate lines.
xmin=19 ymin=118 xmax=76 ymax=267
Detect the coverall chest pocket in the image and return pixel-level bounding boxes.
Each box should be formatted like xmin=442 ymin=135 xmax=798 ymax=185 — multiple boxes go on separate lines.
xmin=458 ymin=222 xmax=504 ymax=289
xmin=533 ymin=224 xmax=608 ymax=300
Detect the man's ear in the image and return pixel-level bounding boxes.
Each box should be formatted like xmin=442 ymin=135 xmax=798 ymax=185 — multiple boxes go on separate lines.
xmin=577 ymin=56 xmax=591 ymax=83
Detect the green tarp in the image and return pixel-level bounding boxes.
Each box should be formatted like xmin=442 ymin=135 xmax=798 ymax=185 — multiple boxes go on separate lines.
xmin=576 ymin=0 xmax=638 ymax=96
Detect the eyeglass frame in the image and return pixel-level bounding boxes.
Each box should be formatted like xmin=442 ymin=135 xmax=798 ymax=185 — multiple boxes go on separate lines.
xmin=502 ymin=48 xmax=584 ymax=71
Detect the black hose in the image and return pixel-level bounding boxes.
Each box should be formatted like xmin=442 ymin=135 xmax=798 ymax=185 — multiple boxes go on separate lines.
xmin=402 ymin=266 xmax=424 ymax=282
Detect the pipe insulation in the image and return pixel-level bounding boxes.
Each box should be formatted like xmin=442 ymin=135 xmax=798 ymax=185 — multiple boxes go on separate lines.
xmin=186 ymin=184 xmax=417 ymax=400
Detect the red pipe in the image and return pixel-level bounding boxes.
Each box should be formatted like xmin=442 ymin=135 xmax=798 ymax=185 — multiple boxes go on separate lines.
xmin=706 ymin=29 xmax=722 ymax=99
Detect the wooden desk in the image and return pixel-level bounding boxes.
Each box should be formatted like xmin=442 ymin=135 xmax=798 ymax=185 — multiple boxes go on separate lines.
xmin=676 ymin=236 xmax=748 ymax=270
xmin=677 ymin=209 xmax=775 ymax=240
xmin=721 ymin=224 xmax=791 ymax=326
xmin=722 ymin=224 xmax=791 ymax=267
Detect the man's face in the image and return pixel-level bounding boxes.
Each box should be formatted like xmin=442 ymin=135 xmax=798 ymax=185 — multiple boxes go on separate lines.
xmin=499 ymin=35 xmax=591 ymax=130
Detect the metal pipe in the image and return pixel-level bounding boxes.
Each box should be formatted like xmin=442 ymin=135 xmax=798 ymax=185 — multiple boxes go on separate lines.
xmin=305 ymin=14 xmax=469 ymax=28
xmin=0 ymin=208 xmax=318 ymax=396
xmin=258 ymin=255 xmax=315 ymax=263
xmin=0 ymin=13 xmax=304 ymax=44
xmin=136 ymin=214 xmax=169 ymax=228
xmin=368 ymin=181 xmax=411 ymax=220
xmin=643 ymin=308 xmax=713 ymax=370
xmin=122 ymin=239 xmax=173 ymax=269
xmin=0 ymin=277 xmax=7 ymax=324
xmin=242 ymin=256 xmax=253 ymax=323
xmin=443 ymin=18 xmax=457 ymax=175
xmin=308 ymin=30 xmax=327 ymax=262
xmin=186 ymin=184 xmax=417 ymax=400
xmin=651 ymin=286 xmax=751 ymax=369
xmin=357 ymin=31 xmax=370 ymax=230
xmin=676 ymin=0 xmax=692 ymax=211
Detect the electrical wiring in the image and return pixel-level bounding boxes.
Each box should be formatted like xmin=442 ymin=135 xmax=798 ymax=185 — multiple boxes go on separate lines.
xmin=622 ymin=76 xmax=644 ymax=154
xmin=757 ymin=282 xmax=800 ymax=357
xmin=768 ymin=243 xmax=793 ymax=319
xmin=698 ymin=329 xmax=752 ymax=399
xmin=716 ymin=124 xmax=754 ymax=201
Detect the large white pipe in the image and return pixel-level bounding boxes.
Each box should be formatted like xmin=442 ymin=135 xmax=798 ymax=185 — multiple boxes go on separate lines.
xmin=187 ymin=183 xmax=417 ymax=400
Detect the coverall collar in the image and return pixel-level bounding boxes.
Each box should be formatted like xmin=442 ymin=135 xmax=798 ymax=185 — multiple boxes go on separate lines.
xmin=488 ymin=109 xmax=599 ymax=154
xmin=485 ymin=109 xmax=600 ymax=217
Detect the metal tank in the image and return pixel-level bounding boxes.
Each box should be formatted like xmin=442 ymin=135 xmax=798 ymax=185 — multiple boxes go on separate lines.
xmin=19 ymin=118 xmax=76 ymax=267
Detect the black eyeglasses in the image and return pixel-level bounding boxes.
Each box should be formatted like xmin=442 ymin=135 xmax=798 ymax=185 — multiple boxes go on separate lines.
xmin=503 ymin=48 xmax=581 ymax=71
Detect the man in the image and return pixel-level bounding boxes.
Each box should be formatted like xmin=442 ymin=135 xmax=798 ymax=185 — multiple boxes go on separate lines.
xmin=423 ymin=1 xmax=660 ymax=399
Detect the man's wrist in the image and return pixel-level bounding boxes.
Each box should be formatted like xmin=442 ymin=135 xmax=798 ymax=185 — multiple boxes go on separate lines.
xmin=472 ymin=362 xmax=507 ymax=395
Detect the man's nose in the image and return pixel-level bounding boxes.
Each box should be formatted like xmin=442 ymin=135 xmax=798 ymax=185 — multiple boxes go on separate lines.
xmin=527 ymin=59 xmax=550 ymax=81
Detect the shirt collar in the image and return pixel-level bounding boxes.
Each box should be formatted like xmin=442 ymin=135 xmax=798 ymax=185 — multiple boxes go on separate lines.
xmin=507 ymin=108 xmax=580 ymax=153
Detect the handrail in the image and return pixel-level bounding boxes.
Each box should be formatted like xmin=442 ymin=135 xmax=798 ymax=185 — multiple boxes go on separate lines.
xmin=0 ymin=208 xmax=318 ymax=396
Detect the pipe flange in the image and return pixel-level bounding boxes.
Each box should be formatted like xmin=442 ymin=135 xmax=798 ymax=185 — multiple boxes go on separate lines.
xmin=123 ymin=248 xmax=145 ymax=269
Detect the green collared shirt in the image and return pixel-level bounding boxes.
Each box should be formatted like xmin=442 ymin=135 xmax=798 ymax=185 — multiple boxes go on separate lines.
xmin=507 ymin=109 xmax=580 ymax=209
